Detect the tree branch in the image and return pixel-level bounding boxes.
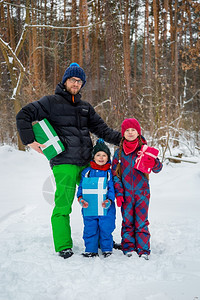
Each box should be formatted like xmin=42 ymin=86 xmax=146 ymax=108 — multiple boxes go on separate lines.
xmin=15 ymin=0 xmax=30 ymax=56
xmin=94 ymin=99 xmax=111 ymax=109
xmin=0 ymin=37 xmax=26 ymax=72
xmin=27 ymin=19 xmax=104 ymax=30
xmin=183 ymin=89 xmax=200 ymax=105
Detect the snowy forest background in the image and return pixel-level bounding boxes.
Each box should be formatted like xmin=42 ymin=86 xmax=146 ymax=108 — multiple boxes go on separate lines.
xmin=0 ymin=2 xmax=200 ymax=299
xmin=0 ymin=0 xmax=199 ymax=158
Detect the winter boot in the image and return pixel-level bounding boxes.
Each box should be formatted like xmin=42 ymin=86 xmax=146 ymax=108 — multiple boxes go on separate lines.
xmin=124 ymin=251 xmax=138 ymax=258
xmin=59 ymin=248 xmax=74 ymax=259
xmin=139 ymin=254 xmax=149 ymax=260
xmin=113 ymin=241 xmax=122 ymax=250
xmin=125 ymin=252 xmax=133 ymax=257
xmin=102 ymin=252 xmax=112 ymax=258
xmin=82 ymin=252 xmax=99 ymax=258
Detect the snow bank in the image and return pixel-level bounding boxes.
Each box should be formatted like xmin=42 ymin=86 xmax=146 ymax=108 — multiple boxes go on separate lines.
xmin=0 ymin=146 xmax=199 ymax=300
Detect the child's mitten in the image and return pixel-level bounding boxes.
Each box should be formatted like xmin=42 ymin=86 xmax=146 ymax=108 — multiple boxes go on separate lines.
xmin=116 ymin=196 xmax=124 ymax=207
xmin=102 ymin=199 xmax=111 ymax=209
xmin=143 ymin=156 xmax=155 ymax=168
xmin=78 ymin=196 xmax=89 ymax=208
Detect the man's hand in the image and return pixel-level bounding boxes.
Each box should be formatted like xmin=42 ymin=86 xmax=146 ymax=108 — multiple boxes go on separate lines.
xmin=28 ymin=141 xmax=46 ymax=154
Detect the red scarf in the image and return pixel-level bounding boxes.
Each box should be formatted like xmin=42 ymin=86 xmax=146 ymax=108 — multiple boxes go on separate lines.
xmin=90 ymin=161 xmax=111 ymax=171
xmin=123 ymin=138 xmax=139 ymax=155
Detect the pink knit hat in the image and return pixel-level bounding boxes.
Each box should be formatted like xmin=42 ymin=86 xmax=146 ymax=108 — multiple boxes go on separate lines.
xmin=121 ymin=118 xmax=141 ymax=136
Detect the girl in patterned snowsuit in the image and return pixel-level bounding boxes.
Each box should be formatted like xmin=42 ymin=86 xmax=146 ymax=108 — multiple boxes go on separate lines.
xmin=112 ymin=118 xmax=162 ymax=259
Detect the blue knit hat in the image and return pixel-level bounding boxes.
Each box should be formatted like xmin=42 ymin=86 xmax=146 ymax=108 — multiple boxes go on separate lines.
xmin=62 ymin=63 xmax=86 ymax=87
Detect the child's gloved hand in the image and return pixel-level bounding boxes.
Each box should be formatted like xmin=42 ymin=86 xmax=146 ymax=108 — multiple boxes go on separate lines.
xmin=102 ymin=199 xmax=111 ymax=209
xmin=116 ymin=196 xmax=124 ymax=207
xmin=143 ymin=156 xmax=155 ymax=168
xmin=78 ymin=196 xmax=89 ymax=208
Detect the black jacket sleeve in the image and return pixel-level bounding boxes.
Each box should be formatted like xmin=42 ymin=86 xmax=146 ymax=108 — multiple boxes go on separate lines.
xmin=16 ymin=96 xmax=51 ymax=145
xmin=88 ymin=104 xmax=121 ymax=146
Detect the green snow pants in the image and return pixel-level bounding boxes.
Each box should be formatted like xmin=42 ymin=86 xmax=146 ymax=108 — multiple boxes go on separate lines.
xmin=51 ymin=164 xmax=86 ymax=252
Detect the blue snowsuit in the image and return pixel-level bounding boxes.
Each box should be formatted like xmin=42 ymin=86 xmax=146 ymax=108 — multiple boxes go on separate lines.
xmin=77 ymin=164 xmax=116 ymax=253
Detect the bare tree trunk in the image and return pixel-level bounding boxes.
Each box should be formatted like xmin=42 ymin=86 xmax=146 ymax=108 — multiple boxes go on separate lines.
xmin=153 ymin=0 xmax=159 ymax=79
xmin=169 ymin=0 xmax=174 ymax=62
xmin=146 ymin=0 xmax=153 ymax=130
xmin=63 ymin=0 xmax=67 ymax=62
xmin=186 ymin=1 xmax=193 ymax=46
xmin=32 ymin=1 xmax=40 ymax=91
xmin=123 ymin=0 xmax=131 ymax=100
xmin=169 ymin=0 xmax=176 ymax=125
xmin=82 ymin=0 xmax=90 ymax=66
xmin=174 ymin=0 xmax=179 ymax=102
xmin=71 ymin=0 xmax=78 ymax=62
xmin=103 ymin=1 xmax=125 ymax=126
xmin=0 ymin=0 xmax=30 ymax=149
xmin=41 ymin=0 xmax=46 ymax=84
xmin=161 ymin=0 xmax=169 ymax=128
xmin=7 ymin=3 xmax=15 ymax=50
xmin=79 ymin=0 xmax=83 ymax=67
xmin=146 ymin=0 xmax=151 ymax=90
xmin=133 ymin=0 xmax=138 ymax=94
xmin=54 ymin=29 xmax=58 ymax=87
xmin=89 ymin=0 xmax=100 ymax=105
xmin=29 ymin=27 xmax=33 ymax=85
xmin=82 ymin=0 xmax=91 ymax=102
xmin=142 ymin=21 xmax=146 ymax=87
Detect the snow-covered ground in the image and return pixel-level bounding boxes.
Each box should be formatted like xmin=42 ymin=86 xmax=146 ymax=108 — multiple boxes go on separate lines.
xmin=0 ymin=145 xmax=200 ymax=300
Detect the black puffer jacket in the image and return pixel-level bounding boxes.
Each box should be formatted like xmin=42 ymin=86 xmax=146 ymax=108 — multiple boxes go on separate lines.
xmin=16 ymin=83 xmax=121 ymax=167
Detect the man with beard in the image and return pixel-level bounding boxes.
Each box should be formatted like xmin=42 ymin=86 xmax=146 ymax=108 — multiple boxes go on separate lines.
xmin=16 ymin=63 xmax=121 ymax=259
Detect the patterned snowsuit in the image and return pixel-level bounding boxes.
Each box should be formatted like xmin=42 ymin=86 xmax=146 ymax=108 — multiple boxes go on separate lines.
xmin=112 ymin=146 xmax=162 ymax=255
xmin=77 ymin=165 xmax=116 ymax=253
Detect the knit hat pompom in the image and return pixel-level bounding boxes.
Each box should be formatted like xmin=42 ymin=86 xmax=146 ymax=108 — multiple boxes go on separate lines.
xmin=62 ymin=62 xmax=86 ymax=87
xmin=92 ymin=138 xmax=111 ymax=161
xmin=121 ymin=118 xmax=141 ymax=136
xmin=70 ymin=63 xmax=79 ymax=67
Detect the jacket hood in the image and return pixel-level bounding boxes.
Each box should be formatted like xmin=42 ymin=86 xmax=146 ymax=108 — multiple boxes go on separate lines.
xmin=55 ymin=82 xmax=82 ymax=104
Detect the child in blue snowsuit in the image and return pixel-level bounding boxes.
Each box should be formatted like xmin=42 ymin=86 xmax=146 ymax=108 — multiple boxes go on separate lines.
xmin=77 ymin=139 xmax=116 ymax=257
